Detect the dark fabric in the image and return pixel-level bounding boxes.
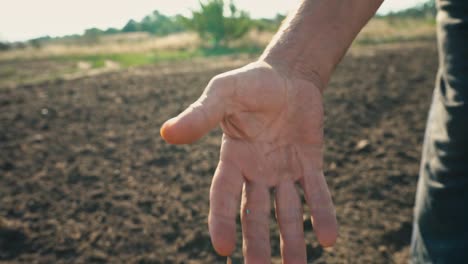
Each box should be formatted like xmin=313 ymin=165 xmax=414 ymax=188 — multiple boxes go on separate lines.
xmin=410 ymin=0 xmax=468 ymax=263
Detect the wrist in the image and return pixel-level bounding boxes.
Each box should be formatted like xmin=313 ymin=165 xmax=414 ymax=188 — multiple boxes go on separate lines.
xmin=257 ymin=0 xmax=383 ymax=91
xmin=260 ymin=50 xmax=329 ymax=92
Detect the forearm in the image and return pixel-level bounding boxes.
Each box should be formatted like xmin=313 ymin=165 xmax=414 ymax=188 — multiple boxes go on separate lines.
xmin=261 ymin=0 xmax=384 ymax=88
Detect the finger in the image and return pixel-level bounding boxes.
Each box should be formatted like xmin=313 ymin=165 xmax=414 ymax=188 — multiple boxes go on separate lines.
xmin=160 ymin=75 xmax=234 ymax=144
xmin=241 ymin=182 xmax=271 ymax=263
xmin=301 ymin=167 xmax=338 ymax=248
xmin=275 ymin=180 xmax=306 ymax=263
xmin=209 ymin=159 xmax=244 ymax=256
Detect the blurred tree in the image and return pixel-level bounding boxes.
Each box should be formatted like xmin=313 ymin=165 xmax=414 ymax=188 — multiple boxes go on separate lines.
xmin=104 ymin=28 xmax=120 ymax=35
xmin=186 ymin=0 xmax=252 ymax=47
xmin=381 ymin=0 xmax=436 ymax=19
xmin=38 ymin=6 xmax=283 ymax=44
xmin=29 ymin=39 xmax=42 ymax=49
xmin=122 ymin=19 xmax=141 ymax=33
xmin=0 ymin=42 xmax=10 ymax=51
xmin=28 ymin=36 xmax=52 ymax=48
xmin=83 ymin=28 xmax=103 ymax=44
xmin=140 ymin=10 xmax=185 ymax=35
xmin=84 ymin=28 xmax=103 ymax=35
xmin=252 ymin=14 xmax=286 ymax=32
xmin=120 ymin=11 xmax=185 ymax=35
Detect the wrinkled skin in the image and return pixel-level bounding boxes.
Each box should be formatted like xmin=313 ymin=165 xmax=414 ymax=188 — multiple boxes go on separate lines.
xmin=161 ymin=61 xmax=338 ymax=263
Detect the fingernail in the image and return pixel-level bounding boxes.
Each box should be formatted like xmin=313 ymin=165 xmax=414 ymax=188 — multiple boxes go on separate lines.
xmin=160 ymin=118 xmax=175 ymax=141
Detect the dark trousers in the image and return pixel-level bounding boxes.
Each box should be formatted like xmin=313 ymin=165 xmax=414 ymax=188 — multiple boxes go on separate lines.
xmin=410 ymin=0 xmax=468 ymax=263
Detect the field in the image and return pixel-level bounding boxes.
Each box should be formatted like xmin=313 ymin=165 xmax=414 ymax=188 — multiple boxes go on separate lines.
xmin=0 ymin=18 xmax=437 ymax=263
xmin=0 ymin=17 xmax=434 ymax=88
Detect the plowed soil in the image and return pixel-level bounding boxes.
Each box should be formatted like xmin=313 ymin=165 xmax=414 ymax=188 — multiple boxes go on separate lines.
xmin=0 ymin=41 xmax=437 ymax=263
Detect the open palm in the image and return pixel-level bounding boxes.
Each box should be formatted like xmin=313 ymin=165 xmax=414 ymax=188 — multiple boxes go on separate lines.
xmin=161 ymin=61 xmax=337 ymax=263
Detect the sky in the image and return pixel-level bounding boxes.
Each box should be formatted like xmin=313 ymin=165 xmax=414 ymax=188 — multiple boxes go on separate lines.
xmin=0 ymin=0 xmax=428 ymax=42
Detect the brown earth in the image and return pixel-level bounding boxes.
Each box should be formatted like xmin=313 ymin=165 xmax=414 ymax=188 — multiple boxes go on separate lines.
xmin=0 ymin=41 xmax=437 ymax=263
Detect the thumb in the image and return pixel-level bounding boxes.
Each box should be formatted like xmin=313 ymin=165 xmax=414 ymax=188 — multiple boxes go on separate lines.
xmin=161 ymin=75 xmax=233 ymax=144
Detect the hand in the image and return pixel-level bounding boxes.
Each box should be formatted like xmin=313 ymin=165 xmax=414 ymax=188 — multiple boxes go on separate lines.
xmin=160 ymin=61 xmax=338 ymax=263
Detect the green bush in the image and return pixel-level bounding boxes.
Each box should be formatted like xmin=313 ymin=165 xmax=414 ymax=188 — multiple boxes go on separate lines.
xmin=185 ymin=0 xmax=252 ymax=47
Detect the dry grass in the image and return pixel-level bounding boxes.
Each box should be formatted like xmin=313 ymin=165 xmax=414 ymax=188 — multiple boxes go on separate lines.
xmin=355 ymin=17 xmax=435 ymax=45
xmin=0 ymin=32 xmax=200 ymax=61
